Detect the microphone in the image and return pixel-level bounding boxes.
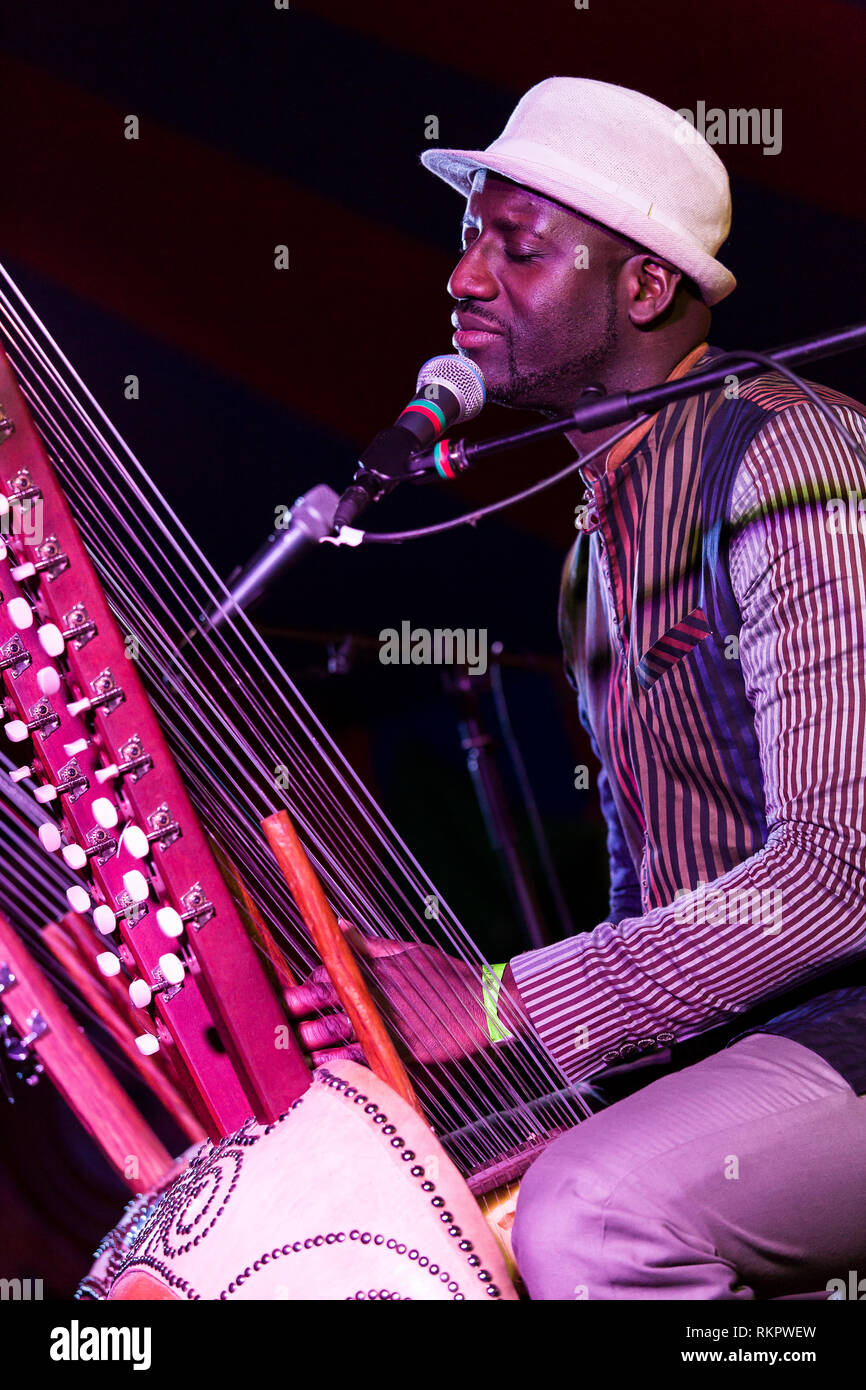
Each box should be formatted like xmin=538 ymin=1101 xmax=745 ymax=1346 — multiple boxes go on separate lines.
xmin=333 ymin=354 xmax=486 ymax=529
xmin=196 ymin=483 xmax=340 ymax=638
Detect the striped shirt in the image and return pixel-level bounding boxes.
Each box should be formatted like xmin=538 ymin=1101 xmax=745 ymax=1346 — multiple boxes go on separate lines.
xmin=511 ymin=345 xmax=866 ymax=1093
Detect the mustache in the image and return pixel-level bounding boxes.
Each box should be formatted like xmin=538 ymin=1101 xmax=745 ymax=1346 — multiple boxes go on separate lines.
xmin=454 ymin=303 xmax=508 ymax=333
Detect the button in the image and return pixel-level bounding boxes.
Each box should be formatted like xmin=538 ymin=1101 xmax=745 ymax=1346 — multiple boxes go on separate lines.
xmin=38 ymin=822 xmax=62 ymax=853
xmin=156 ymin=907 xmax=184 ymax=938
xmin=129 ymin=978 xmax=153 ymax=1009
xmin=7 ymin=597 xmax=33 ymax=630
xmin=96 ymin=951 xmax=121 ymax=978
xmin=122 ymin=869 xmax=149 ymax=903
xmin=36 ymin=667 xmax=62 ymax=697
xmin=38 ymin=624 xmax=65 ymax=657
xmin=66 ymin=885 xmax=91 ymax=913
xmin=93 ymin=904 xmax=117 ymax=935
xmin=121 ymin=825 xmax=150 ymax=859
xmin=92 ymin=797 xmax=119 ymax=829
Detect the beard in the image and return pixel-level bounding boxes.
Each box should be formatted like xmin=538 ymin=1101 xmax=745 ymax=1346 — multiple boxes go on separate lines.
xmin=488 ymin=282 xmax=620 ymax=416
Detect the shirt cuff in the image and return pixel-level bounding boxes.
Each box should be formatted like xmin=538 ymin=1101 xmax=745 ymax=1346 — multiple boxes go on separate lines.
xmin=510 ymin=929 xmax=679 ymax=1082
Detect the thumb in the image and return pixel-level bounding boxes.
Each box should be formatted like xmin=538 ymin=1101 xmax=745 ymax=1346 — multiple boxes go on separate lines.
xmin=337 ymin=918 xmax=409 ymax=960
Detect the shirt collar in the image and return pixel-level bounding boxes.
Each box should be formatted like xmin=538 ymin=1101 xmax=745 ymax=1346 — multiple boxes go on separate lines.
xmin=602 ymin=341 xmax=710 ymax=475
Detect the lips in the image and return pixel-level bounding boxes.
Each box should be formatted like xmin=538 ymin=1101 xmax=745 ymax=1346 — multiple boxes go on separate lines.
xmin=452 ymin=318 xmax=504 ymax=350
xmin=453 ymin=329 xmax=502 ymax=349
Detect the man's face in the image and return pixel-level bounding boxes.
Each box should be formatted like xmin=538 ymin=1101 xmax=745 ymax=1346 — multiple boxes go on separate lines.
xmin=448 ymin=172 xmax=628 ymax=414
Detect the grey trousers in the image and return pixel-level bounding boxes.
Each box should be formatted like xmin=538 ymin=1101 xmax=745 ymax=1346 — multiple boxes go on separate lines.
xmin=512 ymin=1033 xmax=866 ymax=1300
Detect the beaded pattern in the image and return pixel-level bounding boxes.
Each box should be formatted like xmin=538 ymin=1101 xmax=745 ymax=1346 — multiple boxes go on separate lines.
xmin=110 ymin=1117 xmax=265 ymax=1296
xmin=312 ymin=1068 xmax=501 ymax=1299
xmin=217 ymin=1229 xmax=467 ymax=1300
xmin=99 ymin=1067 xmax=502 ymax=1301
xmin=75 ymin=1171 xmax=190 ymax=1299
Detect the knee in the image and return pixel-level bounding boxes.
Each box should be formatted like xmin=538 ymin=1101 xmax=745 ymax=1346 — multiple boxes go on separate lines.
xmin=511 ymin=1129 xmax=615 ymax=1298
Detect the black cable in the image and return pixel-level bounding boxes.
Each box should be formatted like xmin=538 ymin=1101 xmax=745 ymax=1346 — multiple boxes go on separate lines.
xmin=349 ymin=349 xmax=866 ymax=546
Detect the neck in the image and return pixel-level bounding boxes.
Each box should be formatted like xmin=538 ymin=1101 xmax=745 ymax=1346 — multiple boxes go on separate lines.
xmin=564 ymin=336 xmax=707 ymax=476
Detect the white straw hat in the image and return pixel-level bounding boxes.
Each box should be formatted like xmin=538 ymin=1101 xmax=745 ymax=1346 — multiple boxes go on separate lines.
xmin=421 ymin=77 xmax=735 ymax=305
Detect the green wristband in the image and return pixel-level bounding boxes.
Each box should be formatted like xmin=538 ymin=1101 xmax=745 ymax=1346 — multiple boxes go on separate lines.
xmin=481 ymin=962 xmax=512 ymax=1044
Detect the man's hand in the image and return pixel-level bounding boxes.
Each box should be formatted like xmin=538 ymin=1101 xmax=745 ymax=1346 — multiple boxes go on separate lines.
xmin=284 ymin=923 xmax=526 ymax=1069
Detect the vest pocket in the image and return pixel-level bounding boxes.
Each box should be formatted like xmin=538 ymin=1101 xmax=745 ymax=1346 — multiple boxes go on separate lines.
xmin=635 ymin=606 xmax=712 ymax=691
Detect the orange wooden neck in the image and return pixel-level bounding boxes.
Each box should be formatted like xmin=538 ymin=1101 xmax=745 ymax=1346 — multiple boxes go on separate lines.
xmin=262 ymin=809 xmax=424 ymax=1118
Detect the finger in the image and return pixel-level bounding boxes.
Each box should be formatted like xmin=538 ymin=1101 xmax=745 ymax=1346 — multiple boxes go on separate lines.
xmin=284 ymin=978 xmax=340 ymax=1017
xmin=311 ymin=1043 xmax=367 ymax=1067
xmin=337 ymin=918 xmax=408 ymax=960
xmin=299 ymin=1012 xmax=355 ymax=1049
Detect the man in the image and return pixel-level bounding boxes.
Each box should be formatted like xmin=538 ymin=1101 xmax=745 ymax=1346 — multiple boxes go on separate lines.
xmin=287 ymin=77 xmax=866 ymax=1299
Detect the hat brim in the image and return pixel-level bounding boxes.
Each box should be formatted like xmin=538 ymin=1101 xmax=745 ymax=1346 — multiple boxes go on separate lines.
xmin=421 ymin=146 xmax=735 ymax=307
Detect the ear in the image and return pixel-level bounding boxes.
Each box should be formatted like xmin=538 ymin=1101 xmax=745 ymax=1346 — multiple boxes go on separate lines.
xmin=622 ymin=255 xmax=683 ymax=326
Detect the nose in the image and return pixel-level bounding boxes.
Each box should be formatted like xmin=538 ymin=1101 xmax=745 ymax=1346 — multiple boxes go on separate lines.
xmin=448 ymin=241 xmax=498 ymax=304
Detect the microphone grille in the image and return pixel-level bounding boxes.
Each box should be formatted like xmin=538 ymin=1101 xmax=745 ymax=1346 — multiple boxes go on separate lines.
xmin=416 ymin=354 xmax=486 ymax=423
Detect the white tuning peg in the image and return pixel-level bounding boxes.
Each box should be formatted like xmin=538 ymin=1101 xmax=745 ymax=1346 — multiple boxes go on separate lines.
xmin=134 ymin=1033 xmax=160 ymax=1056
xmin=37 ymin=623 xmax=66 ymax=657
xmin=66 ymin=697 xmax=92 ymax=717
xmin=93 ymin=904 xmax=117 ymax=935
xmin=0 ymin=494 xmax=8 ymax=518
xmin=62 ymin=843 xmax=88 ymax=870
xmin=10 ymin=561 xmax=37 ymax=581
xmin=0 ymin=538 xmax=6 ymax=562
xmin=93 ymin=797 xmax=119 ymax=830
xmin=9 ymin=765 xmax=33 ymax=783
xmin=6 ymin=597 xmax=33 ymax=630
xmin=122 ymin=869 xmax=149 ymax=904
xmin=38 ymin=822 xmax=62 ymax=852
xmin=156 ymin=906 xmax=184 ymax=938
xmin=4 ymin=720 xmax=30 ymax=743
xmin=129 ymin=953 xmax=185 ymax=1009
xmin=129 ymin=978 xmax=153 ymax=1009
xmin=62 ymin=737 xmax=88 ymax=758
xmin=95 ymin=764 xmax=119 ymax=785
xmin=159 ymin=953 xmax=185 ymax=985
xmin=96 ymin=951 xmax=121 ymax=978
xmin=66 ymin=885 xmax=91 ymax=913
xmin=36 ymin=667 xmax=62 ymax=697
xmin=34 ymin=784 xmax=58 ymax=804
xmin=121 ymin=825 xmax=150 ymax=859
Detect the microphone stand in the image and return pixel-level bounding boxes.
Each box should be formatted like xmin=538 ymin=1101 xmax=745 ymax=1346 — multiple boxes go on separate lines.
xmin=406 ymin=321 xmax=866 ymax=480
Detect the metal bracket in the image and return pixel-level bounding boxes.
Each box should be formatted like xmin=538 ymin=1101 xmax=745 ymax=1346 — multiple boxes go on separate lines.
xmin=34 ymin=535 xmax=69 ymax=582
xmin=29 ymin=694 xmax=61 ymax=741
xmin=147 ymin=802 xmax=181 ymax=850
xmin=182 ymin=882 xmax=215 ymax=932
xmin=0 ymin=633 xmax=32 ymax=680
xmin=63 ymin=603 xmax=98 ymax=650
xmin=84 ymin=821 xmax=117 ymax=866
xmin=57 ymin=755 xmax=89 ymax=805
xmin=17 ymin=1010 xmax=48 ymax=1049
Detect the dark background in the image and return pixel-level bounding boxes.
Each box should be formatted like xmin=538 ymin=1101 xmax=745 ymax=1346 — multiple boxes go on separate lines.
xmin=0 ymin=0 xmax=864 ymax=1297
